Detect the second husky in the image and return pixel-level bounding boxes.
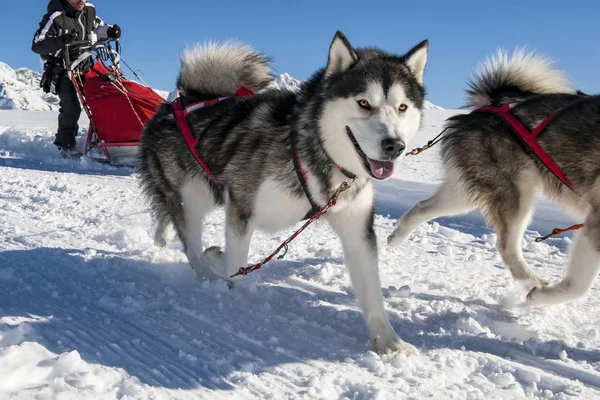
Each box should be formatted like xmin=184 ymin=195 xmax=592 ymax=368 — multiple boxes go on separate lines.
xmin=388 ymin=48 xmax=600 ymax=306
xmin=137 ymin=31 xmax=429 ymax=353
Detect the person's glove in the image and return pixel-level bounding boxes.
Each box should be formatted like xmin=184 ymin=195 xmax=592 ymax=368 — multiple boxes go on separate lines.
xmin=60 ymin=31 xmax=79 ymax=47
xmin=107 ymin=25 xmax=121 ymax=40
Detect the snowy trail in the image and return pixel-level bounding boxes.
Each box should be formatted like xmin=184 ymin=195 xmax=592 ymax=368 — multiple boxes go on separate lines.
xmin=2 ymin=110 xmax=600 ymax=399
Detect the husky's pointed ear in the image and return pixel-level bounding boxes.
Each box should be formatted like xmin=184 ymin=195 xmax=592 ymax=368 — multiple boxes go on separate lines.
xmin=404 ymin=40 xmax=429 ymax=85
xmin=325 ymin=31 xmax=358 ymax=78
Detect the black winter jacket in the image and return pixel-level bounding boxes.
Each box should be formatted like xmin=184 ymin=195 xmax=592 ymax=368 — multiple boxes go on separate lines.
xmin=32 ymin=0 xmax=110 ymax=66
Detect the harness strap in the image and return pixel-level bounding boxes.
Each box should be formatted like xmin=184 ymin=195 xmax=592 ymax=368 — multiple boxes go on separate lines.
xmin=173 ymin=97 xmax=220 ymax=184
xmin=172 ymin=87 xmax=255 ymax=185
xmin=474 ymin=103 xmax=581 ymax=196
xmin=290 ymin=129 xmax=322 ymax=220
xmin=175 ymin=87 xmax=355 ymax=222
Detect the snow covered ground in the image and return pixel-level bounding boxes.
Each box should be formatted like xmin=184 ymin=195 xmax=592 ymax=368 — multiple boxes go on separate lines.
xmin=1 ymin=102 xmax=600 ymax=399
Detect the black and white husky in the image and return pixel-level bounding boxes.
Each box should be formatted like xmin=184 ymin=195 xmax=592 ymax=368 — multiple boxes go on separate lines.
xmin=388 ymin=48 xmax=600 ymax=306
xmin=137 ymin=31 xmax=429 ymax=353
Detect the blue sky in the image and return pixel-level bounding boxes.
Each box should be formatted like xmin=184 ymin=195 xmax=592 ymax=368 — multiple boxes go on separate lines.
xmin=1 ymin=0 xmax=598 ymax=108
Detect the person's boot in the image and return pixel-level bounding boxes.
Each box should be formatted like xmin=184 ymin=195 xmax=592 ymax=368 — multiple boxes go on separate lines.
xmin=56 ymin=137 xmax=81 ymax=159
xmin=59 ymin=147 xmax=83 ymax=159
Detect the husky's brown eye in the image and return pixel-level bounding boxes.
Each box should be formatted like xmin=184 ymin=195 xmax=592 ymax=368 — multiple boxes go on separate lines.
xmin=398 ymin=104 xmax=408 ymax=112
xmin=357 ymin=99 xmax=371 ymax=110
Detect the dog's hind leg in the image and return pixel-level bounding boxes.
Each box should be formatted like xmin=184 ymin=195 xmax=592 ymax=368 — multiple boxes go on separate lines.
xmin=222 ymin=203 xmax=254 ymax=280
xmin=485 ymin=179 xmax=548 ymax=287
xmin=527 ymin=209 xmax=600 ymax=305
xmin=198 ymin=200 xmax=255 ymax=282
xmin=388 ymin=175 xmax=475 ymax=247
xmin=179 ymin=178 xmax=217 ymax=277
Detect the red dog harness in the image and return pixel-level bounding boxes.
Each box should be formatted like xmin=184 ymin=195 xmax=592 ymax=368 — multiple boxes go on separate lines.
xmin=172 ymin=87 xmax=255 ymax=184
xmin=172 ymin=86 xmax=355 ymax=222
xmin=474 ymin=103 xmax=581 ymax=196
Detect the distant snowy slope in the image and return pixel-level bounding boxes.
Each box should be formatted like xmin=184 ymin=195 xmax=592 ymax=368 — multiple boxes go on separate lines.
xmin=268 ymin=72 xmax=303 ymax=92
xmin=424 ymin=100 xmax=444 ymax=110
xmin=0 ymin=62 xmax=59 ymax=111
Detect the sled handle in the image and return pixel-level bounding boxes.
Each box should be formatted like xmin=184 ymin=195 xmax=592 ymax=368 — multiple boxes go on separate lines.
xmin=69 ymin=40 xmax=94 ymax=47
xmin=64 ymin=41 xmax=119 ymax=73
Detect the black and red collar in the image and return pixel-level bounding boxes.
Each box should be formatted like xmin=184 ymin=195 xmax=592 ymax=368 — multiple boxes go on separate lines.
xmin=290 ymin=127 xmax=356 ymax=219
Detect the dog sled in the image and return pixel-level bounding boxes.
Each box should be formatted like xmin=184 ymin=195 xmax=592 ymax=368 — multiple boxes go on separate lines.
xmin=64 ymin=39 xmax=166 ymax=165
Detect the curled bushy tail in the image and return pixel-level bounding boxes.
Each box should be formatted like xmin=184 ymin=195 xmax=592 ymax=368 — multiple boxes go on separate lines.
xmin=177 ymin=41 xmax=274 ymax=98
xmin=465 ymin=47 xmax=574 ymax=108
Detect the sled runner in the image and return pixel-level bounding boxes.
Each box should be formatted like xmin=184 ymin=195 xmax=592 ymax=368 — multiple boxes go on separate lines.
xmin=64 ymin=40 xmax=166 ymax=165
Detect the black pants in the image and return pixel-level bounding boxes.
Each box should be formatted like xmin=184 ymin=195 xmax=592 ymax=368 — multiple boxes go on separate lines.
xmin=54 ymin=73 xmax=81 ymax=149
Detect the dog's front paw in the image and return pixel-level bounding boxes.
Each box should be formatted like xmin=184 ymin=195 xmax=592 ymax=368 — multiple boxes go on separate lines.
xmin=537 ymin=277 xmax=550 ymax=287
xmin=387 ymin=227 xmax=411 ymax=247
xmin=526 ymin=283 xmax=562 ymax=305
xmin=372 ymin=332 xmax=418 ymax=355
xmin=370 ymin=323 xmax=418 ymax=355
xmin=193 ymin=246 xmax=225 ymax=280
xmin=526 ymin=284 xmax=550 ymax=305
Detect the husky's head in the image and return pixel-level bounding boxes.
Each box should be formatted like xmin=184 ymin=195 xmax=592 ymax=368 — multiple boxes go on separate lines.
xmin=319 ymin=31 xmax=428 ymax=180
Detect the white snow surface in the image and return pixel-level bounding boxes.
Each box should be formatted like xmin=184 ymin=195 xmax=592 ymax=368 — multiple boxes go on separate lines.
xmin=1 ymin=80 xmax=600 ymax=399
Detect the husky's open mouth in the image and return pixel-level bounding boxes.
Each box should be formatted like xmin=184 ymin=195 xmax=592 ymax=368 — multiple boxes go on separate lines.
xmin=346 ymin=126 xmax=395 ymax=180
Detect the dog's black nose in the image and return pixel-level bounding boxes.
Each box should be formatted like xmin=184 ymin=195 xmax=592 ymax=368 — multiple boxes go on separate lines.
xmin=381 ymin=138 xmax=406 ymax=159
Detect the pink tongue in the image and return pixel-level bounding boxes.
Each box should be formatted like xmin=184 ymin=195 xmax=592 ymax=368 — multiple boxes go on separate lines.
xmin=368 ymin=159 xmax=395 ymax=179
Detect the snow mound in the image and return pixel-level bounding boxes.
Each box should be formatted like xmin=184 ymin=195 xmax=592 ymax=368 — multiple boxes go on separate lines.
xmin=0 ymin=62 xmax=59 ymax=111
xmin=268 ymin=72 xmax=302 ymax=92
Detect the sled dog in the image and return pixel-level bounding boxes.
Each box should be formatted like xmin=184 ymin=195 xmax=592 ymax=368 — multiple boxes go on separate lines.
xmin=388 ymin=48 xmax=600 ymax=305
xmin=137 ymin=31 xmax=429 ymax=353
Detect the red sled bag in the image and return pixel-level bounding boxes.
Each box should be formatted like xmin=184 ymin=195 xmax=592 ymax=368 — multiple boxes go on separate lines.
xmin=83 ymin=61 xmax=165 ymax=144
